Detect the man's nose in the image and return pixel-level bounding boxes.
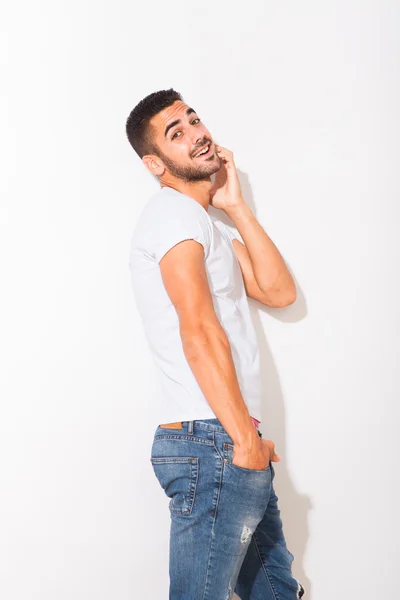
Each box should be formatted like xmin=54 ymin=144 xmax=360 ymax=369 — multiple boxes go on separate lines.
xmin=190 ymin=129 xmax=206 ymax=146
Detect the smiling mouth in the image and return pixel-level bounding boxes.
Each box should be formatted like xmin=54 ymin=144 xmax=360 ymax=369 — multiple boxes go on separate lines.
xmin=193 ymin=143 xmax=213 ymax=159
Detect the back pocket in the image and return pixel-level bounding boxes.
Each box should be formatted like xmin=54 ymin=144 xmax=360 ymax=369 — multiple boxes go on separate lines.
xmin=150 ymin=456 xmax=199 ymax=515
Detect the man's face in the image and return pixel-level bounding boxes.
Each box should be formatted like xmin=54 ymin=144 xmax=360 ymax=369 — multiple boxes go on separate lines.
xmin=148 ymin=100 xmax=222 ymax=182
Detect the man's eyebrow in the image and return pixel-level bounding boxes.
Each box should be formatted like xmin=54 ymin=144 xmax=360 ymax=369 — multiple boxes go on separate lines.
xmin=164 ymin=107 xmax=196 ymax=138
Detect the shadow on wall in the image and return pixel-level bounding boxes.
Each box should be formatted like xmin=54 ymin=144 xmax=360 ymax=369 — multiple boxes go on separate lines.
xmin=209 ymin=169 xmax=312 ymax=599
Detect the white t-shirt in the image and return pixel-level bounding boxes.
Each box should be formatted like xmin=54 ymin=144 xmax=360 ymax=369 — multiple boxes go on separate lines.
xmin=129 ymin=186 xmax=262 ymax=425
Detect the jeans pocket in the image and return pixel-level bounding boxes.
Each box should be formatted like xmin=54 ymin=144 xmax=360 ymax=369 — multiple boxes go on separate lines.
xmin=223 ymin=443 xmax=271 ymax=473
xmin=150 ymin=456 xmax=199 ymax=515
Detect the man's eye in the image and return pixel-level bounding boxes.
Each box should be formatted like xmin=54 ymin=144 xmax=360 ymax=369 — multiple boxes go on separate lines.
xmin=172 ymin=131 xmax=181 ymax=139
xmin=192 ymin=118 xmax=201 ymax=124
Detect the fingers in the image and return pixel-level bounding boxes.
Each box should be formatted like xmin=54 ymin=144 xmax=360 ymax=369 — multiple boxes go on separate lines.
xmin=271 ymin=444 xmax=282 ymax=462
xmin=215 ymin=145 xmax=234 ymax=163
xmin=262 ymin=439 xmax=282 ymax=463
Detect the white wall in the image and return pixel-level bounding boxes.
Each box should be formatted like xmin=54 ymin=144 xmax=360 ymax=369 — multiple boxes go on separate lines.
xmin=1 ymin=1 xmax=398 ymax=598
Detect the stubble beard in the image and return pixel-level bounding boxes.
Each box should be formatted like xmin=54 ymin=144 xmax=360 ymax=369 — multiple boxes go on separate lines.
xmin=156 ymin=146 xmax=222 ymax=183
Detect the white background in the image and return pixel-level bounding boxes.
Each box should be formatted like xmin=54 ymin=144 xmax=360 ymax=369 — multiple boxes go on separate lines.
xmin=1 ymin=1 xmax=399 ymax=598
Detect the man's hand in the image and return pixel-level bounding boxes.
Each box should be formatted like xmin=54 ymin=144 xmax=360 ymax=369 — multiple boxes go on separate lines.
xmin=232 ymin=436 xmax=281 ymax=470
xmin=209 ymin=145 xmax=245 ymax=212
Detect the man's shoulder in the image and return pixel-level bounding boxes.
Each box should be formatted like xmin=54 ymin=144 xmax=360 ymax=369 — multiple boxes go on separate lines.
xmin=139 ymin=186 xmax=204 ymax=220
xmin=142 ymin=188 xmax=214 ymax=232
xmin=130 ymin=186 xmax=212 ymax=262
xmin=131 ymin=187 xmax=168 ymax=238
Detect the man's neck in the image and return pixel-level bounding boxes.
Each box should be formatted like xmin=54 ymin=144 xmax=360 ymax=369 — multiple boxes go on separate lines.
xmin=160 ymin=178 xmax=212 ymax=213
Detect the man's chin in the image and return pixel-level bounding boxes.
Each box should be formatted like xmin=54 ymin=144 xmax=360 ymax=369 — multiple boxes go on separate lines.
xmin=210 ymin=155 xmax=223 ymax=174
xmin=201 ymin=159 xmax=221 ymax=179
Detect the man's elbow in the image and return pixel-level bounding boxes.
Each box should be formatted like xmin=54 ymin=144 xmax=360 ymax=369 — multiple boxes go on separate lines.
xmin=279 ymin=288 xmax=297 ymax=307
xmin=262 ymin=285 xmax=297 ymax=308
xmin=179 ymin=317 xmax=227 ymax=353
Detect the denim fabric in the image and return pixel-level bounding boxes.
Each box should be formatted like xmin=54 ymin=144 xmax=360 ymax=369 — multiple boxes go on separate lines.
xmin=150 ymin=417 xmax=305 ymax=599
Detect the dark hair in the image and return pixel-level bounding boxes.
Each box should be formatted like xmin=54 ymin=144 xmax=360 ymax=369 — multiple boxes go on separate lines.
xmin=125 ymin=88 xmax=183 ymax=158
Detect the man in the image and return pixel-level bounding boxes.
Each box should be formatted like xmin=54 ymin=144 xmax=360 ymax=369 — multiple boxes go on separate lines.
xmin=126 ymin=89 xmax=305 ymax=599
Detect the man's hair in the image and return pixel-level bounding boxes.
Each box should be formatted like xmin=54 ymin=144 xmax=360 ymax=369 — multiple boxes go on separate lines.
xmin=125 ymin=88 xmax=183 ymax=158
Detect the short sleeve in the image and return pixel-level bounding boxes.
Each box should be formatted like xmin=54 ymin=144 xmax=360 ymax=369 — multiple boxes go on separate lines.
xmin=225 ymin=224 xmax=243 ymax=244
xmin=145 ymin=191 xmax=213 ymax=264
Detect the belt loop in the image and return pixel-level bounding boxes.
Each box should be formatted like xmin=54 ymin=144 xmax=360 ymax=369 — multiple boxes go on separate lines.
xmin=188 ymin=420 xmax=194 ymax=435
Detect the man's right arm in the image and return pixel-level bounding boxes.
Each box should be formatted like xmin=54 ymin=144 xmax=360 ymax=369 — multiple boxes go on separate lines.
xmin=158 ymin=237 xmax=269 ymax=469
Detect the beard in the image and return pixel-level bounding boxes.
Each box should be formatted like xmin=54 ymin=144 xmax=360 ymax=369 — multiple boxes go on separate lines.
xmin=156 ymin=144 xmax=222 ymax=183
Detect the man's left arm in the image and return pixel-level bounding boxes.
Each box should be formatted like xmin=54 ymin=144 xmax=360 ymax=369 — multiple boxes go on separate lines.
xmin=210 ymin=144 xmax=296 ymax=308
xmin=226 ymin=202 xmax=296 ymax=308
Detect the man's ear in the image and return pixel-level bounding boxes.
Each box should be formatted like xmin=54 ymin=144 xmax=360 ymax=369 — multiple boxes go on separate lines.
xmin=142 ymin=154 xmax=165 ymax=177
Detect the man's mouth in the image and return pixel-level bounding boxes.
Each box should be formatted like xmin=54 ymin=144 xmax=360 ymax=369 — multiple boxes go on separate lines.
xmin=193 ymin=143 xmax=213 ymax=159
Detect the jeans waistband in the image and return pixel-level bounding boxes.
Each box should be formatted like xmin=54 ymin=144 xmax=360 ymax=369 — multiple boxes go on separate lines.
xmin=167 ymin=418 xmax=261 ymax=436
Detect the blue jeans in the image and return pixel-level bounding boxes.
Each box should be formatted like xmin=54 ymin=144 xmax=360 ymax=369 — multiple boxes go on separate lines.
xmin=150 ymin=418 xmax=305 ymax=599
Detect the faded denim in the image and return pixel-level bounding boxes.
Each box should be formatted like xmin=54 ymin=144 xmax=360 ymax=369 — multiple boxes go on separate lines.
xmin=150 ymin=417 xmax=305 ymax=600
